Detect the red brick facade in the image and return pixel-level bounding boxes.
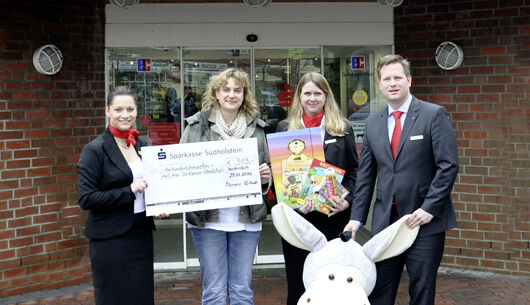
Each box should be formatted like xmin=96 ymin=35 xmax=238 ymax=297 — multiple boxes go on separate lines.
xmin=0 ymin=0 xmax=105 ymax=297
xmin=0 ymin=0 xmax=528 ymax=299
xmin=394 ymin=1 xmax=529 ymax=275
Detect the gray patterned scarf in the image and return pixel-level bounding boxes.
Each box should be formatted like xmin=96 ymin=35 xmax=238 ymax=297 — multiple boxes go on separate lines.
xmin=214 ymin=109 xmax=247 ymax=140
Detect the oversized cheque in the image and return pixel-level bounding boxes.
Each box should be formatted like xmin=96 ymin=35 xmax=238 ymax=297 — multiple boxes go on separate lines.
xmin=141 ymin=138 xmax=263 ymax=216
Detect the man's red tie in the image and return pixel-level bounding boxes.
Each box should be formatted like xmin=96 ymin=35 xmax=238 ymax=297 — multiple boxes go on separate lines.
xmin=391 ymin=111 xmax=403 ymax=158
xmin=391 ymin=111 xmax=403 ymax=206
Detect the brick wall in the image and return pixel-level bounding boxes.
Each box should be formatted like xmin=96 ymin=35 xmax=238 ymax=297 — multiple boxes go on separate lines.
xmin=0 ymin=0 xmax=106 ymax=297
xmin=395 ymin=0 xmax=529 ymax=275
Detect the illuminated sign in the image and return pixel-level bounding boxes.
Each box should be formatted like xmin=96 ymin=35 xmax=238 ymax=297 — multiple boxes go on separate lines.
xmin=137 ymin=58 xmax=151 ymax=72
xmin=351 ymin=56 xmax=365 ymax=70
xmin=279 ymin=84 xmax=294 ymax=107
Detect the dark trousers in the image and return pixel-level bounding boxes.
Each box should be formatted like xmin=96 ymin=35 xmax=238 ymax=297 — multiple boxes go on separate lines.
xmin=369 ymin=206 xmax=446 ymax=305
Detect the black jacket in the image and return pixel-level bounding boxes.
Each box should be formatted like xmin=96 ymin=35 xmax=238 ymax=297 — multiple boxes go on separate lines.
xmin=350 ymin=96 xmax=458 ymax=236
xmin=77 ymin=128 xmax=154 ymax=239
xmin=276 ymin=120 xmax=358 ymax=239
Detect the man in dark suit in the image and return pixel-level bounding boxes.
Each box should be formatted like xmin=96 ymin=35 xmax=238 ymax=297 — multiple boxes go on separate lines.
xmin=343 ymin=55 xmax=458 ymax=305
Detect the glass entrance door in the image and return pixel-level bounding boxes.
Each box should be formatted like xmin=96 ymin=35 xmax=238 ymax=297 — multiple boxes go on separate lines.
xmin=108 ymin=46 xmax=368 ymax=269
xmin=253 ymin=47 xmax=321 ymax=263
xmin=107 ymin=47 xmax=185 ymax=270
xmin=182 ymin=48 xmax=251 ymax=123
xmin=180 ymin=47 xmax=321 ymax=266
xmin=181 ymin=48 xmax=251 ymax=266
xmin=254 ymin=48 xmax=321 ymax=133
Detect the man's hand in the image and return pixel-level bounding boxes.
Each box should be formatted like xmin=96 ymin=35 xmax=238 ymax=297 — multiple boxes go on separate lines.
xmin=343 ymin=220 xmax=361 ymax=240
xmin=405 ymin=208 xmax=433 ymax=229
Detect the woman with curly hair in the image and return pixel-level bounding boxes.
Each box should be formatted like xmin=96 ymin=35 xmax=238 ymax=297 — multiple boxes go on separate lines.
xmin=181 ymin=68 xmax=272 ymax=305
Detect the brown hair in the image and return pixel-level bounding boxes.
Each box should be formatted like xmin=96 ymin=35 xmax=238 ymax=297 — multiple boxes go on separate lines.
xmin=201 ymin=68 xmax=260 ymax=118
xmin=107 ymin=86 xmax=137 ymax=107
xmin=377 ymin=54 xmax=411 ymax=80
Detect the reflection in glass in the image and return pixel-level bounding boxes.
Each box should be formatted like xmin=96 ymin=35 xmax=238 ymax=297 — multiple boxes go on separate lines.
xmin=181 ymin=48 xmax=252 ymax=265
xmin=153 ymin=215 xmax=185 ymax=263
xmin=182 ymin=49 xmax=251 ymax=124
xmin=254 ymin=48 xmax=321 ymax=133
xmin=107 ymin=47 xmax=181 ymax=145
xmin=253 ymin=48 xmax=320 ymax=260
xmin=105 ymin=45 xmax=393 ymax=268
xmin=258 ymin=215 xmax=283 ymax=256
xmin=323 ymin=45 xmax=392 ymax=148
xmin=323 ymin=45 xmax=392 ymax=121
xmin=108 ymin=48 xmax=184 ymax=266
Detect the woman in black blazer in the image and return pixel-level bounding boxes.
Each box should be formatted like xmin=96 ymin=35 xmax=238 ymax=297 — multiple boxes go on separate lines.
xmin=77 ymin=86 xmax=157 ymax=305
xmin=276 ymin=72 xmax=358 ymax=305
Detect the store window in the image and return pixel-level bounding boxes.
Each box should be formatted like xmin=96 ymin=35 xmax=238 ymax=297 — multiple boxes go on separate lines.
xmin=106 ymin=45 xmax=392 ymax=269
xmin=323 ymin=45 xmax=392 ymax=145
xmin=254 ymin=48 xmax=321 ymax=133
xmin=108 ymin=47 xmax=188 ymax=268
xmin=182 ymin=48 xmax=251 ymax=120
xmin=108 ymin=47 xmax=181 ymax=146
xmin=252 ymin=47 xmax=322 ymax=262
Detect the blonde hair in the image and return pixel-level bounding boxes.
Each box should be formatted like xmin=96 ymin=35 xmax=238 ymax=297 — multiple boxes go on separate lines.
xmin=286 ymin=72 xmax=348 ymax=136
xmin=201 ymin=68 xmax=260 ymax=118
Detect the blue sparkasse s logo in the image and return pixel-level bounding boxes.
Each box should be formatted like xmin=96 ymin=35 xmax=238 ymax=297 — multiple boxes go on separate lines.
xmin=158 ymin=149 xmax=166 ymax=160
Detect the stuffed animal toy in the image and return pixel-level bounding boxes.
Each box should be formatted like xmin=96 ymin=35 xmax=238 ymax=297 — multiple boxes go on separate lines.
xmin=271 ymin=202 xmax=419 ymax=305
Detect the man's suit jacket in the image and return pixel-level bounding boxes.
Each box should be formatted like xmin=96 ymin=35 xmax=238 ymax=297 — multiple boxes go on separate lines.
xmin=277 ymin=120 xmax=358 ymax=237
xmin=77 ymin=128 xmax=154 ymax=240
xmin=350 ymin=96 xmax=458 ymax=236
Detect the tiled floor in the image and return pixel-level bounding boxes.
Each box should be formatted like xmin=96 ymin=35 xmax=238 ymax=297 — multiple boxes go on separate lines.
xmin=4 ymin=268 xmax=529 ymax=305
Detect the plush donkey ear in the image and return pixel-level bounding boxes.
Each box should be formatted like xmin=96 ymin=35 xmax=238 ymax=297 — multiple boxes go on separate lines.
xmin=271 ymin=202 xmax=327 ymax=252
xmin=362 ymin=214 xmax=419 ymax=262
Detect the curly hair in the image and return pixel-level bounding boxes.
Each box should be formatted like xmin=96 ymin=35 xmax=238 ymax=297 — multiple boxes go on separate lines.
xmin=201 ymin=68 xmax=260 ymax=118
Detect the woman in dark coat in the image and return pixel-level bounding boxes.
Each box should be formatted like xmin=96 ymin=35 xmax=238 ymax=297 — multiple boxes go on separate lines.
xmin=77 ymin=86 xmax=157 ymax=305
xmin=276 ymin=72 xmax=359 ymax=305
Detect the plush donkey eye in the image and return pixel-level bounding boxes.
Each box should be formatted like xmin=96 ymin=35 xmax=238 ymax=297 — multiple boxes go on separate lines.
xmin=347 ymin=277 xmax=353 ymax=283
xmin=328 ymin=274 xmax=335 ymax=280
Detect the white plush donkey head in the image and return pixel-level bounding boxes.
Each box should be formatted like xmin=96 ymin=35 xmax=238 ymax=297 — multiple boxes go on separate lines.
xmin=272 ymin=202 xmax=419 ymax=305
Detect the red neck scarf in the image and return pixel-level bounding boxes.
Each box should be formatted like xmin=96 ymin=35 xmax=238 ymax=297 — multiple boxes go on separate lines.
xmin=302 ymin=110 xmax=325 ymax=128
xmin=109 ymin=124 xmax=140 ymax=147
